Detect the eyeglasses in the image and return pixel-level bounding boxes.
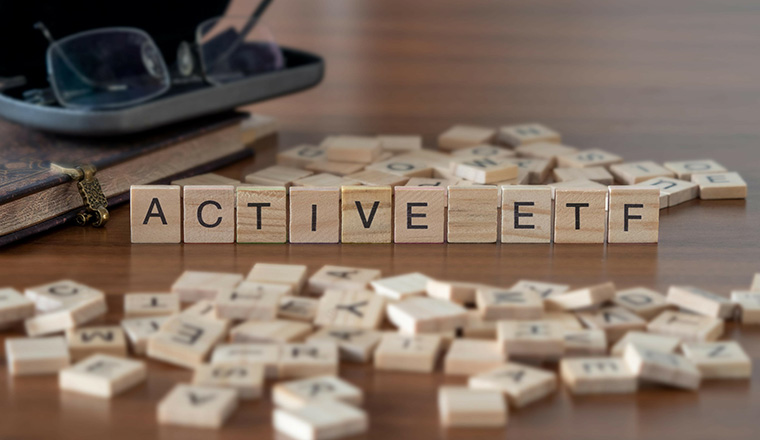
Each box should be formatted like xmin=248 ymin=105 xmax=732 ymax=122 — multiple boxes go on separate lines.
xmin=25 ymin=0 xmax=283 ymax=110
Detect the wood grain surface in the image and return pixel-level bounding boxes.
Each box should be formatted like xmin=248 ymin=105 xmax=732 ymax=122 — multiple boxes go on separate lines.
xmin=1 ymin=0 xmax=760 ymax=439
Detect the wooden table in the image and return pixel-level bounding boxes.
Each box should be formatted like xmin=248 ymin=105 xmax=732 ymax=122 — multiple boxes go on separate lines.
xmin=2 ymin=0 xmax=759 ymax=438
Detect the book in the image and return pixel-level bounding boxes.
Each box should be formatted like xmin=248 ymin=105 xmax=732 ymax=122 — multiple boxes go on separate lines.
xmin=0 ymin=111 xmax=266 ymax=246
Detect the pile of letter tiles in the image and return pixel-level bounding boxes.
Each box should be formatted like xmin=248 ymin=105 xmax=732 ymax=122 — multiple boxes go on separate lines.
xmin=130 ymin=123 xmax=748 ymax=245
xmin=2 ymin=264 xmax=759 ymax=438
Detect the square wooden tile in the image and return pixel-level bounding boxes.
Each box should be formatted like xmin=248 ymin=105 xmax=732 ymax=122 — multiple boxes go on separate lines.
xmin=123 ymin=293 xmax=180 ymax=318
xmin=507 ymin=158 xmax=553 ymax=184
xmin=278 ymin=342 xmax=339 ymax=379
xmin=273 ymin=400 xmax=368 ymax=440
xmin=193 ymin=363 xmax=264 ymax=400
xmin=468 ymin=362 xmax=557 ymax=408
xmin=0 ymin=287 xmax=34 ymax=328
xmin=210 ymin=343 xmax=280 ymax=378
xmin=476 ymin=286 xmax=544 ymax=321
xmin=607 ymin=186 xmax=659 ymax=243
xmin=553 ymin=167 xmax=613 ymax=185
xmin=378 ymin=135 xmax=423 ymax=152
xmin=179 ymin=300 xmax=231 ymax=330
xmin=438 ymin=125 xmax=496 ymax=151
xmin=236 ymin=186 xmax=288 ymax=243
xmin=666 ymin=285 xmax=735 ymax=318
xmin=496 ymin=320 xmax=564 ymax=360
xmin=230 ymin=319 xmax=312 ymax=344
xmin=731 ymin=291 xmax=760 ymax=324
xmin=171 ymin=271 xmax=243 ymax=303
xmin=438 ymin=386 xmax=508 ymax=428
xmin=451 ymin=156 xmax=518 ymax=184
xmin=214 ymin=283 xmax=283 ymax=321
xmin=246 ymin=263 xmax=308 ymax=293
xmin=387 ymin=297 xmax=467 ymax=333
xmin=447 ymin=185 xmax=499 ymax=243
xmin=560 ymin=357 xmax=637 ymax=394
xmin=612 ymin=287 xmax=669 ymax=319
xmin=324 ymin=135 xmax=383 ymax=163
xmin=341 ymin=186 xmax=392 ymax=243
xmin=5 ymin=336 xmax=70 ymax=376
xmin=609 ymin=161 xmax=675 ymax=184
xmin=279 ymin=296 xmax=321 ymax=322
xmin=371 ymin=272 xmax=432 ymax=300
xmin=498 ymin=123 xmax=560 ymax=147
xmin=501 ymin=185 xmax=552 ymax=243
xmin=393 ymin=186 xmax=446 ymax=243
xmin=514 ymin=142 xmax=577 ymax=166
xmin=461 ymin=310 xmax=498 ymax=339
xmin=374 ymin=333 xmax=442 ymax=373
xmin=451 ymin=144 xmax=515 ymax=159
xmin=635 ymin=177 xmax=699 ymax=208
xmin=307 ymin=327 xmax=383 ymax=363
xmin=66 ymin=325 xmax=127 ymax=361
xmin=157 ymin=384 xmax=238 ymax=429
xmin=24 ymin=280 xmax=107 ymax=336
xmin=443 ymin=338 xmax=506 ymax=375
xmin=623 ymin=344 xmax=701 ymax=390
xmin=346 ymin=169 xmax=410 ymax=186
xmin=276 ymin=145 xmax=328 ymax=168
xmin=130 ymin=185 xmax=181 ymax=243
xmin=289 ymin=187 xmax=341 ymax=244
xmin=121 ymin=316 xmax=170 ymax=355
xmin=554 ymin=187 xmax=607 ymax=243
xmin=314 ymin=290 xmax=385 ymax=329
xmin=273 ymin=375 xmax=363 ymax=409
xmin=511 ymin=280 xmax=570 ymax=300
xmin=59 ymin=354 xmax=146 ymax=398
xmin=663 ymin=159 xmax=727 ymax=180
xmin=647 ymin=310 xmax=724 ymax=342
xmin=577 ymin=306 xmax=647 ymax=343
xmin=183 ymin=185 xmax=236 ymax=243
xmin=545 ymin=282 xmax=616 ymax=311
xmin=691 ymin=172 xmax=747 ymax=199
xmin=563 ymin=329 xmax=607 ymax=356
xmin=426 ymin=279 xmax=488 ymax=305
xmin=610 ymin=331 xmax=680 ymax=356
xmin=147 ymin=316 xmax=227 ymax=368
xmin=681 ymin=341 xmax=752 ymax=379
xmin=557 ymin=149 xmax=623 ymax=168
xmin=308 ymin=265 xmax=382 ymax=294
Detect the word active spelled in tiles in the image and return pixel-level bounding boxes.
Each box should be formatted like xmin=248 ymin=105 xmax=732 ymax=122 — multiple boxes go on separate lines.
xmin=623 ymin=344 xmax=701 ymax=390
xmin=279 ymin=342 xmax=340 ymax=379
xmin=501 ymin=186 xmax=552 ymax=243
xmin=308 ymin=265 xmax=382 ymax=294
xmin=5 ymin=336 xmax=71 ymax=376
xmin=447 ymin=185 xmax=499 ymax=243
xmin=66 ymin=326 xmax=128 ymax=361
xmin=210 ymin=343 xmax=280 ymax=378
xmin=273 ymin=375 xmax=363 ymax=409
xmin=230 ymin=319 xmax=312 ymax=344
xmin=387 ymin=296 xmax=467 ymax=333
xmin=289 ymin=187 xmax=340 ymax=243
xmin=314 ymin=290 xmax=385 ymax=329
xmin=341 ymin=186 xmax=392 ymax=243
xmin=273 ymin=399 xmax=368 ymax=440
xmin=183 ymin=185 xmax=236 ymax=243
xmin=607 ymin=186 xmax=659 ymax=243
xmin=666 ymin=286 xmax=735 ymax=318
xmin=681 ymin=341 xmax=752 ymax=379
xmin=147 ymin=316 xmax=227 ymax=368
xmin=468 ymin=362 xmax=557 ymax=408
xmin=123 ymin=293 xmax=180 ymax=317
xmin=24 ymin=280 xmax=107 ymax=336
xmin=130 ymin=185 xmax=182 ymax=243
xmin=193 ymin=363 xmax=265 ymax=400
xmin=553 ymin=188 xmax=607 ymax=243
xmin=438 ymin=386 xmax=508 ymax=428
xmin=0 ymin=288 xmax=34 ymax=328
xmin=307 ymin=327 xmax=383 ymax=363
xmin=476 ymin=286 xmax=544 ymax=321
xmin=647 ymin=310 xmax=724 ymax=342
xmin=731 ymin=291 xmax=760 ymax=324
xmin=59 ymin=354 xmax=146 ymax=398
xmin=236 ymin=186 xmax=288 ymax=243
xmin=374 ymin=333 xmax=442 ymax=373
xmin=692 ymin=172 xmax=747 ymax=200
xmin=371 ymin=272 xmax=432 ymax=300
xmin=443 ymin=338 xmax=506 ymax=375
xmin=560 ymin=357 xmax=637 ymax=394
xmin=393 ymin=186 xmax=447 ymax=243
xmin=158 ymin=384 xmax=239 ymax=429
xmin=171 ymin=270 xmax=243 ymax=302
xmin=497 ymin=320 xmax=565 ymax=360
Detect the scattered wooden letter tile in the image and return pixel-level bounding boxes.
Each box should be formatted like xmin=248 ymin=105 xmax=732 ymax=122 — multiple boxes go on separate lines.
xmin=452 ymin=144 xmax=515 ymax=160
xmin=553 ymin=187 xmax=607 ymax=244
xmin=24 ymin=280 xmax=107 ymax=336
xmin=468 ymin=362 xmax=557 ymax=408
xmin=273 ymin=375 xmax=363 ymax=410
xmin=647 ymin=310 xmax=724 ymax=342
xmin=666 ymin=285 xmax=735 ymax=318
xmin=324 ymin=135 xmax=383 ymax=163
xmin=635 ymin=177 xmax=699 ymax=208
xmin=172 ymin=173 xmax=240 ymax=187
xmin=192 ymin=363 xmax=264 ymax=400
xmin=341 ymin=186 xmax=392 ymax=243
xmin=476 ymin=286 xmax=544 ymax=321
xmin=514 ymin=142 xmax=578 ymax=166
xmin=691 ymin=172 xmax=747 ymax=200
xmin=557 ymin=149 xmax=623 ymax=169
xmin=276 ymin=145 xmax=328 ymax=168
xmin=273 ymin=399 xmax=368 ymax=440
xmin=438 ymin=125 xmax=496 ymax=151
xmin=246 ymin=263 xmax=308 ymax=293
xmin=607 ymin=186 xmax=660 ymax=243
xmin=577 ymin=306 xmax=647 ymax=343
xmin=548 ymin=179 xmax=607 ymax=199
xmin=121 ymin=316 xmax=170 ymax=355
xmin=147 ymin=316 xmax=227 ymax=368
xmin=123 ymin=293 xmax=180 ymax=318
xmin=171 ymin=271 xmax=243 ymax=303
xmin=66 ymin=326 xmax=127 ymax=361
xmin=210 ymin=343 xmax=280 ymax=378
xmin=496 ymin=320 xmax=565 ymax=360
xmin=512 ymin=280 xmax=570 ymax=300
xmin=387 ymin=296 xmax=467 ymax=333
xmin=426 ymin=279 xmax=486 ymax=305
xmin=462 ymin=310 xmax=498 ymax=339
xmin=681 ymin=341 xmax=752 ymax=379
xmin=307 ymin=327 xmax=383 ymax=363
xmin=560 ymin=357 xmax=637 ymax=394
xmin=374 ymin=333 xmax=442 ymax=373
xmin=543 ymin=311 xmax=584 ymax=330
xmin=378 ymin=134 xmax=423 ymax=152
xmin=609 ymin=161 xmax=675 ymax=184
xmin=612 ymin=287 xmax=669 ymax=319
xmin=545 ymin=282 xmax=616 ymax=311
xmin=563 ymin=329 xmax=607 ymax=356
xmin=450 ymin=156 xmax=518 ymax=184
xmin=498 ymin=123 xmax=560 ymax=147
xmin=236 ymin=186 xmax=288 ymax=243
xmin=623 ymin=344 xmax=701 ymax=390
xmin=289 ymin=187 xmax=341 ymax=244
xmin=731 ymin=291 xmax=760 ymax=324
xmin=553 ymin=167 xmax=614 ymax=185
xmin=0 ymin=287 xmax=34 ymax=328
xmin=393 ymin=186 xmax=446 ymax=243
xmin=244 ymin=165 xmax=313 ymax=187
xmin=24 ymin=279 xmax=104 ymax=312
xmin=447 ymin=185 xmax=499 ymax=243
xmin=182 ymin=185 xmax=236 ymax=243
xmin=443 ymin=339 xmax=506 ymax=375
xmin=180 ymin=299 xmax=232 ymax=330
xmin=278 ymin=342 xmax=339 ymax=379
xmin=438 ymin=386 xmax=508 ymax=428
xmin=130 ymin=185 xmax=182 ymax=243
xmin=610 ymin=331 xmax=680 ymax=357
xmin=59 ymin=354 xmax=146 ymax=398
xmin=230 ymin=319 xmax=312 ymax=344
xmin=314 ymin=290 xmax=385 ymax=329
xmin=501 ymin=185 xmax=552 ymax=243
xmin=345 ymin=169 xmax=410 ymax=187
xmin=279 ymin=296 xmax=321 ymax=322
xmin=292 ymin=173 xmax=360 ymax=188
xmin=5 ymin=336 xmax=70 ymax=375
xmin=308 ymin=265 xmax=382 ymax=295
xmin=365 ymin=157 xmax=432 ymax=178
xmin=157 ymin=383 xmax=238 ymax=429
xmin=214 ymin=283 xmax=282 ymax=321
xmin=663 ymin=159 xmax=727 ymax=180
xmin=370 ymin=272 xmax=432 ymax=300
xmin=304 ymin=160 xmax=367 ymax=177
xmin=508 ymin=158 xmax=553 ymax=184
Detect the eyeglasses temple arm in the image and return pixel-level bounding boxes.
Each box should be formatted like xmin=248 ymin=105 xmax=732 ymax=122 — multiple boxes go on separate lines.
xmin=34 ymin=22 xmax=100 ymax=89
xmin=203 ymin=0 xmax=276 ymax=72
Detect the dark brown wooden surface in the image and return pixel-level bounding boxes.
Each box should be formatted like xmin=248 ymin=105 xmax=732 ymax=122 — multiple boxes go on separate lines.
xmin=2 ymin=0 xmax=760 ymax=439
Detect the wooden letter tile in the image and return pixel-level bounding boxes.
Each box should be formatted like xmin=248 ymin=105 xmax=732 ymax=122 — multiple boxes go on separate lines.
xmin=496 ymin=320 xmax=565 ymax=360
xmin=314 ymin=290 xmax=385 ymax=329
xmin=663 ymin=159 xmax=727 ymax=180
xmin=304 ymin=160 xmax=366 ymax=177
xmin=731 ymin=291 xmax=760 ymax=324
xmin=341 ymin=186 xmax=392 ymax=243
xmin=666 ymin=285 xmax=735 ymax=318
xmin=130 ymin=185 xmax=181 ymax=243
xmin=5 ymin=336 xmax=70 ymax=376
xmin=214 ymin=283 xmax=283 ymax=321
xmin=563 ymin=329 xmax=608 ymax=356
xmin=273 ymin=400 xmax=368 ymax=440
xmin=324 ymin=135 xmax=382 ymax=163
xmin=438 ymin=125 xmax=496 ymax=151
xmin=378 ymin=134 xmax=423 ymax=152
xmin=612 ymin=287 xmax=669 ymax=319
xmin=278 ymin=342 xmax=339 ymax=379
xmin=121 ymin=316 xmax=170 ymax=355
xmin=647 ymin=310 xmax=724 ymax=342
xmin=374 ymin=333 xmax=442 ymax=373
xmin=273 ymin=375 xmax=363 ymax=409
xmin=556 ymin=149 xmax=623 ymax=169
xmin=635 ymin=177 xmax=699 ymax=208
xmin=554 ymin=187 xmax=607 ymax=243
xmin=370 ymin=272 xmax=432 ymax=300
xmin=476 ymin=286 xmax=544 ymax=321
xmin=610 ymin=331 xmax=680 ymax=357
xmin=607 ymin=186 xmax=659 ymax=243
xmin=210 ymin=343 xmax=280 ymax=378
xmin=545 ymin=282 xmax=616 ymax=311
xmin=501 ymin=185 xmax=552 ymax=243
xmin=289 ymin=187 xmax=340 ymax=244
xmin=438 ymin=386 xmax=508 ymax=428
xmin=393 ymin=186 xmax=446 ymax=243
xmin=183 ymin=185 xmax=235 ymax=243
xmin=59 ymin=354 xmax=146 ymax=398
xmin=308 ymin=265 xmax=381 ymax=294
xmin=512 ymin=280 xmax=570 ymax=300
xmin=577 ymin=306 xmax=647 ymax=343
xmin=692 ymin=172 xmax=747 ymax=199
xmin=452 ymin=144 xmax=515 ymax=159
xmin=66 ymin=325 xmax=127 ymax=361
xmin=681 ymin=341 xmax=752 ymax=379
xmin=451 ymin=156 xmax=518 ymax=184
xmin=276 ymin=145 xmax=328 ymax=168
xmin=279 ymin=296 xmax=321 ymax=322
xmin=346 ymin=169 xmax=410 ymax=186
xmin=468 ymin=362 xmax=557 ymax=408
xmin=560 ymin=357 xmax=637 ymax=394
xmin=553 ymin=166 xmax=613 ymax=185
xmin=193 ymin=363 xmax=264 ymax=400
xmin=498 ymin=123 xmax=560 ymax=147
xmin=443 ymin=339 xmax=506 ymax=375
xmin=147 ymin=316 xmax=227 ymax=368
xmin=246 ymin=263 xmax=308 ymax=293
xmin=0 ymin=287 xmax=34 ymax=328
xmin=24 ymin=280 xmax=107 ymax=336
xmin=123 ymin=293 xmax=180 ymax=318
xmin=157 ymin=383 xmax=238 ymax=429
xmin=514 ymin=142 xmax=577 ymax=166
xmin=244 ymin=165 xmax=313 ymax=187
xmin=623 ymin=344 xmax=701 ymax=390
xmin=426 ymin=279 xmax=488 ymax=305
xmin=171 ymin=271 xmax=243 ymax=303
xmin=307 ymin=327 xmax=383 ymax=363
xmin=236 ymin=186 xmax=287 ymax=243
xmin=386 ymin=296 xmax=467 ymax=333
xmin=447 ymin=185 xmax=499 ymax=243
xmin=508 ymin=158 xmax=553 ymax=184
xmin=609 ymin=161 xmax=675 ymax=184
xmin=230 ymin=319 xmax=312 ymax=344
